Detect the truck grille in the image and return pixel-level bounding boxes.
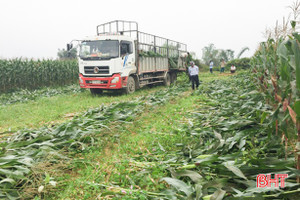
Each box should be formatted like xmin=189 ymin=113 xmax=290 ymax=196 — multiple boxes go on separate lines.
xmin=84 ymin=66 xmax=109 ymax=74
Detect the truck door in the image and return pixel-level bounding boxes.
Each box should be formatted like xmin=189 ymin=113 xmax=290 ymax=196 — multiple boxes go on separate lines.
xmin=120 ymin=41 xmax=135 ymax=69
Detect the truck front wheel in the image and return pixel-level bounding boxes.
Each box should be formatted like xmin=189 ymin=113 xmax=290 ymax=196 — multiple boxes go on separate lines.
xmin=124 ymin=76 xmax=135 ymax=94
xmin=90 ymin=88 xmax=103 ymax=95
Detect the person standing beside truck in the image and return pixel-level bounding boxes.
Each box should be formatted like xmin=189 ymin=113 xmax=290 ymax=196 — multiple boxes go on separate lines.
xmin=185 ymin=52 xmax=193 ymax=82
xmin=188 ymin=61 xmax=199 ymax=90
xmin=209 ymin=60 xmax=214 ymax=73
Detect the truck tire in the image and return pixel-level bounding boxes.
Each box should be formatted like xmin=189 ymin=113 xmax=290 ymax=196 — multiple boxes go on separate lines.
xmin=163 ymin=73 xmax=171 ymax=86
xmin=124 ymin=76 xmax=136 ymax=94
xmin=90 ymin=88 xmax=103 ymax=95
xmin=170 ymin=73 xmax=177 ymax=83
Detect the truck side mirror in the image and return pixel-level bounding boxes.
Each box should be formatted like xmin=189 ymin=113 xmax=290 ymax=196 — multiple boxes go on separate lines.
xmin=67 ymin=43 xmax=73 ymax=51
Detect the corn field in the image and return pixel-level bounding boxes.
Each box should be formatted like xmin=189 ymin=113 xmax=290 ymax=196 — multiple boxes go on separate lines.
xmin=0 ymin=59 xmax=78 ymax=93
xmin=251 ymin=32 xmax=300 ymax=178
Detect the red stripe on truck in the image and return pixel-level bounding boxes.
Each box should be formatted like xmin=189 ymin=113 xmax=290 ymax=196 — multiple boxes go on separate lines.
xmin=79 ymin=73 xmax=126 ymax=89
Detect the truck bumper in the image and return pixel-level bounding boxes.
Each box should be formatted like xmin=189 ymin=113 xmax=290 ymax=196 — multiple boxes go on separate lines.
xmin=79 ymin=73 xmax=128 ymax=89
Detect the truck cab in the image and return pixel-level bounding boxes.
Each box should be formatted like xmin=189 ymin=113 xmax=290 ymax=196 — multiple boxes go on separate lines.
xmin=78 ymin=35 xmax=137 ymax=94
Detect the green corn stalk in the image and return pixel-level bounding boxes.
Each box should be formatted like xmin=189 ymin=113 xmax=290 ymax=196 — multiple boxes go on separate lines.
xmin=0 ymin=59 xmax=78 ymax=93
xmin=252 ymin=31 xmax=300 ymax=182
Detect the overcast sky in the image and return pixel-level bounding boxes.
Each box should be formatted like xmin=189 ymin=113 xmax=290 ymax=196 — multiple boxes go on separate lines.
xmin=0 ymin=0 xmax=296 ymax=60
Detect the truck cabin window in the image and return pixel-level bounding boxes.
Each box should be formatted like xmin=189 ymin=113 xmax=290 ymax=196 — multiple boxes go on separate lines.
xmin=120 ymin=41 xmax=133 ymax=56
xmin=79 ymin=40 xmax=119 ymax=60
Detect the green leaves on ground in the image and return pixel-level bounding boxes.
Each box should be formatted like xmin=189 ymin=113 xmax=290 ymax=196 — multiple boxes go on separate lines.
xmin=0 ymin=81 xmax=188 ymax=199
xmin=0 ymin=84 xmax=83 ymax=106
xmin=144 ymin=73 xmax=300 ymax=199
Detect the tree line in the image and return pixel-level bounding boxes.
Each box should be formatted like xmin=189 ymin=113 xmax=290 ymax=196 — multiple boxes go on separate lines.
xmin=201 ymin=43 xmax=249 ymax=67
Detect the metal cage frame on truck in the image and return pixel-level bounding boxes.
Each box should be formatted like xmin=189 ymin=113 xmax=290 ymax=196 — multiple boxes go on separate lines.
xmin=96 ymin=20 xmax=188 ymax=75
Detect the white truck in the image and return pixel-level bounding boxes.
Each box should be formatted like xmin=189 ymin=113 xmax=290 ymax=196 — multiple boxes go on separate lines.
xmin=68 ymin=20 xmax=187 ymax=94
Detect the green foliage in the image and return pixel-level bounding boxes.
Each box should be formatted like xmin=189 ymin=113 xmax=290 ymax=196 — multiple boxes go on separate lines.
xmin=218 ymin=49 xmax=234 ymax=62
xmin=185 ymin=53 xmax=207 ymax=71
xmin=194 ymin=60 xmax=208 ymax=72
xmin=4 ymin=72 xmax=298 ymax=199
xmin=225 ymin=57 xmax=251 ymax=69
xmin=0 ymin=84 xmax=83 ymax=106
xmin=292 ymin=33 xmax=300 ymax=90
xmin=0 ymin=100 xmax=143 ymax=198
xmin=185 ymin=52 xmax=193 ymax=64
xmin=57 ymin=48 xmax=77 ymax=60
xmin=0 ymin=81 xmax=189 ymax=199
xmin=139 ymin=50 xmax=163 ymax=57
xmin=202 ymin=43 xmax=220 ymax=66
xmin=202 ymin=44 xmax=250 ymax=66
xmin=250 ymin=29 xmax=300 ymax=198
xmin=0 ymin=84 xmax=170 ymax=133
xmin=79 ymin=73 xmax=297 ymax=199
xmin=251 ymin=34 xmax=299 ymax=141
xmin=152 ymin=73 xmax=299 ymax=199
xmin=0 ymin=59 xmax=78 ymax=93
xmin=168 ymin=57 xmax=178 ymax=69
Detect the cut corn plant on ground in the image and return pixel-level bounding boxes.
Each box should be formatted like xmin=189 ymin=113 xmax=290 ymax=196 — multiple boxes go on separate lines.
xmin=0 ymin=77 xmax=190 ymax=199
xmin=0 ymin=71 xmax=299 ymax=199
xmin=52 ymin=73 xmax=299 ymax=200
xmin=0 ymin=84 xmax=167 ymax=133
xmin=0 ymin=84 xmax=84 ymax=106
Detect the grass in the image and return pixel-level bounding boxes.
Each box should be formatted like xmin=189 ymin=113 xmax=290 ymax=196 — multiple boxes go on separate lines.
xmin=2 ymin=65 xmax=297 ymax=199
xmin=37 ymin=70 xmax=300 ymax=200
xmin=33 ymin=73 xmax=230 ymax=199
xmin=47 ymin=89 xmax=200 ymax=199
xmin=0 ymin=86 xmax=165 ymax=133
xmin=0 ymin=71 xmax=236 ymax=199
xmin=0 ymin=71 xmax=232 ymax=133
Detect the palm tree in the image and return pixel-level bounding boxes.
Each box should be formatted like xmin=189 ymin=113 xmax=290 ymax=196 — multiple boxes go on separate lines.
xmin=201 ymin=44 xmax=250 ymax=66
xmin=236 ymin=47 xmax=250 ymax=59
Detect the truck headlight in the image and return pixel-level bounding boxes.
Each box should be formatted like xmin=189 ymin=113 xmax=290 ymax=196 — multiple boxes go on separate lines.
xmin=111 ymin=77 xmax=120 ymax=83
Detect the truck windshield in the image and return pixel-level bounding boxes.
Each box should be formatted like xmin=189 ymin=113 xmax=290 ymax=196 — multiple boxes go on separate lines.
xmin=79 ymin=40 xmax=119 ymax=60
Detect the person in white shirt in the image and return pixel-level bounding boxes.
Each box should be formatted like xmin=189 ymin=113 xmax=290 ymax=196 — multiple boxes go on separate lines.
xmin=230 ymin=65 xmax=236 ymax=73
xmin=188 ymin=61 xmax=199 ymax=90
